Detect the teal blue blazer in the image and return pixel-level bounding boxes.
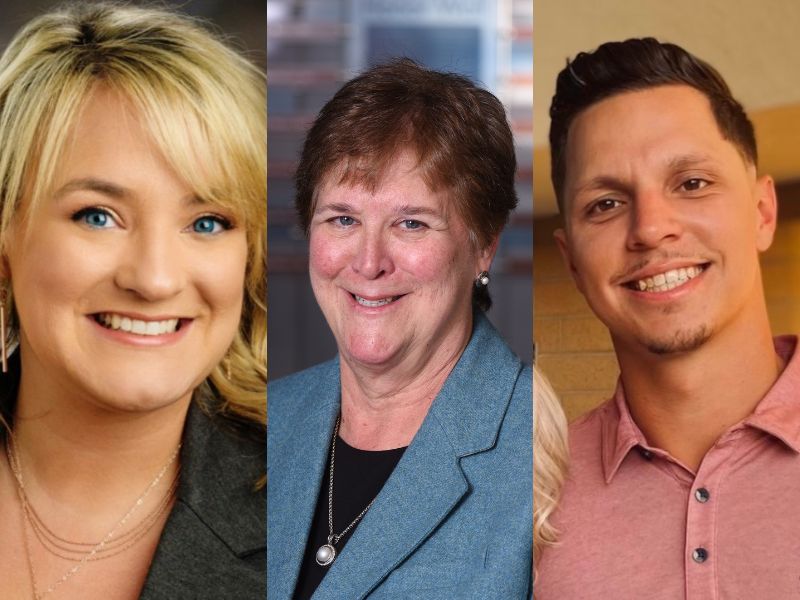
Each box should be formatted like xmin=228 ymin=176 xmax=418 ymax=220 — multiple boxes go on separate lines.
xmin=267 ymin=313 xmax=533 ymax=599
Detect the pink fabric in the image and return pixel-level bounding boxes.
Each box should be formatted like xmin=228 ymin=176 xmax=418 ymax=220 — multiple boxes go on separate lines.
xmin=536 ymin=336 xmax=800 ymax=599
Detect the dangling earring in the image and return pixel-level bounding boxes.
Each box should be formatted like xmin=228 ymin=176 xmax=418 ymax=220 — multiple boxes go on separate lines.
xmin=225 ymin=357 xmax=232 ymax=380
xmin=0 ymin=291 xmax=7 ymax=374
xmin=475 ymin=271 xmax=490 ymax=287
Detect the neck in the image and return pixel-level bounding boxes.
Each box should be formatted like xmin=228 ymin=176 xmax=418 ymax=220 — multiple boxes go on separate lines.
xmin=615 ymin=311 xmax=781 ymax=472
xmin=9 ymin=377 xmax=189 ymax=521
xmin=338 ymin=316 xmax=473 ymax=450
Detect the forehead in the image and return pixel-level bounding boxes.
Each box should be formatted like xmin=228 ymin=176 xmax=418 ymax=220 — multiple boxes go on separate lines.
xmin=562 ymin=85 xmax=747 ymax=202
xmin=315 ymin=151 xmax=445 ymax=210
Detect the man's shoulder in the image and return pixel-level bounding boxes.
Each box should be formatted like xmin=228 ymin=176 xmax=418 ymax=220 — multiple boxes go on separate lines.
xmin=567 ymin=396 xmax=616 ymax=455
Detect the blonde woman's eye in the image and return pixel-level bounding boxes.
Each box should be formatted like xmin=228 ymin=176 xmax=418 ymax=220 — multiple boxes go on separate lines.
xmin=72 ymin=207 xmax=115 ymax=228
xmin=193 ymin=215 xmax=231 ymax=234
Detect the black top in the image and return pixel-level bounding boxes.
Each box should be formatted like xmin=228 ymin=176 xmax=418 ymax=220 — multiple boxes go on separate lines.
xmin=293 ymin=436 xmax=406 ymax=600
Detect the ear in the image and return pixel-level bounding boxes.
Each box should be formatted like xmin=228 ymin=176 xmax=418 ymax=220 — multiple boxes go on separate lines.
xmin=754 ymin=175 xmax=778 ymax=252
xmin=553 ymin=227 xmax=584 ymax=295
xmin=477 ymin=235 xmax=500 ymax=273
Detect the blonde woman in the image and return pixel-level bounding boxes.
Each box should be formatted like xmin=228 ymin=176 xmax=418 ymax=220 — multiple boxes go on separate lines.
xmin=533 ymin=367 xmax=568 ymax=566
xmin=0 ymin=4 xmax=265 ymax=598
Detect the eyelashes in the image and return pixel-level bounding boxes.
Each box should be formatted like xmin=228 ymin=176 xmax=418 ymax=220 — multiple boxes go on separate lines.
xmin=71 ymin=206 xmax=235 ymax=234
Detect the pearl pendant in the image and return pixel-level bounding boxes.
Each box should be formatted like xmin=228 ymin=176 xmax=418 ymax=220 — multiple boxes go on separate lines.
xmin=315 ymin=543 xmax=336 ymax=566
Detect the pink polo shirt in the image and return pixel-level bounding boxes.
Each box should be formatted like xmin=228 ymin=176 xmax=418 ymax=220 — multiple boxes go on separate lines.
xmin=536 ymin=336 xmax=800 ymax=600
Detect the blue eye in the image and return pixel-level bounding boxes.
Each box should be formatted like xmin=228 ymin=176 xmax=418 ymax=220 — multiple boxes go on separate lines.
xmin=192 ymin=215 xmax=230 ymax=234
xmin=73 ymin=207 xmax=115 ymax=229
xmin=400 ymin=219 xmax=424 ymax=230
xmin=333 ymin=216 xmax=355 ymax=227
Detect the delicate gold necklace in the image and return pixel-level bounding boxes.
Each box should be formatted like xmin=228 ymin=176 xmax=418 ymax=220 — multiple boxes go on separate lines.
xmin=5 ymin=435 xmax=181 ymax=599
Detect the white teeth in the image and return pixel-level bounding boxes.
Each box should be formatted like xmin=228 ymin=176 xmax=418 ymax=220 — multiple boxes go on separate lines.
xmin=634 ymin=266 xmax=705 ymax=293
xmin=96 ymin=313 xmax=180 ymax=336
xmin=354 ymin=295 xmax=397 ymax=307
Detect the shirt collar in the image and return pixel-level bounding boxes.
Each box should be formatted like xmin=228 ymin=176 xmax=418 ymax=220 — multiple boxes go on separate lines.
xmin=601 ymin=335 xmax=800 ymax=484
xmin=601 ymin=381 xmax=648 ymax=484
xmin=744 ymin=335 xmax=800 ymax=453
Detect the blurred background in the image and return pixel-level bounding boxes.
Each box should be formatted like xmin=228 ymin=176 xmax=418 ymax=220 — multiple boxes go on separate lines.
xmin=268 ymin=0 xmax=533 ymax=378
xmin=532 ymin=0 xmax=800 ymax=421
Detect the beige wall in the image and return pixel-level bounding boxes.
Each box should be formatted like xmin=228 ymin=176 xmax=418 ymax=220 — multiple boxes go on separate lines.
xmin=534 ymin=183 xmax=800 ymax=422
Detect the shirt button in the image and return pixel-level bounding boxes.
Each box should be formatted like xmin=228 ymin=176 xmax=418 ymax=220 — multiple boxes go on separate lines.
xmin=639 ymin=448 xmax=653 ymax=460
xmin=692 ymin=548 xmax=708 ymax=563
xmin=695 ymin=488 xmax=710 ymax=503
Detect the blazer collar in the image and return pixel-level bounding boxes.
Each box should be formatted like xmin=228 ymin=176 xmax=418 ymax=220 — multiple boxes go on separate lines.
xmin=268 ymin=360 xmax=341 ymax=600
xmin=312 ymin=312 xmax=522 ymax=599
xmin=176 ymin=400 xmax=266 ymax=555
xmin=141 ymin=399 xmax=266 ymax=597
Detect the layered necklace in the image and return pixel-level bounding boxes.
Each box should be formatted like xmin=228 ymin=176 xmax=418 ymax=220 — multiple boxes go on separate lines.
xmin=5 ymin=435 xmax=181 ymax=599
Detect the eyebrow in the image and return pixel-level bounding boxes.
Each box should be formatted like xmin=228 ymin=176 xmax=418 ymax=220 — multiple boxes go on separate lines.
xmin=314 ymin=202 xmax=354 ymax=214
xmin=667 ymin=153 xmax=716 ymax=171
xmin=395 ymin=204 xmax=443 ymax=218
xmin=314 ymin=202 xmax=443 ymax=217
xmin=53 ymin=177 xmax=205 ymax=206
xmin=573 ymin=153 xmax=718 ymax=197
xmin=572 ymin=175 xmax=627 ymax=197
xmin=54 ymin=177 xmax=131 ymax=200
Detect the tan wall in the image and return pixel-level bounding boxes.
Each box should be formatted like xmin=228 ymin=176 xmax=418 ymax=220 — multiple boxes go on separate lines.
xmin=534 ymin=183 xmax=800 ymax=422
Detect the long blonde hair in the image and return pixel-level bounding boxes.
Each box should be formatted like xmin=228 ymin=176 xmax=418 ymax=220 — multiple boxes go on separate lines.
xmin=0 ymin=3 xmax=265 ymax=427
xmin=533 ymin=366 xmax=568 ymax=563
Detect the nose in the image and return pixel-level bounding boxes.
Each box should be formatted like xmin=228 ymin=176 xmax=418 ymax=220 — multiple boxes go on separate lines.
xmin=351 ymin=228 xmax=394 ymax=280
xmin=114 ymin=229 xmax=186 ymax=301
xmin=626 ymin=190 xmax=684 ymax=250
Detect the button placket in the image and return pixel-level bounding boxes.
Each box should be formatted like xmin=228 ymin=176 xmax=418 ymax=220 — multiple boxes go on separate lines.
xmin=685 ymin=441 xmax=734 ymax=599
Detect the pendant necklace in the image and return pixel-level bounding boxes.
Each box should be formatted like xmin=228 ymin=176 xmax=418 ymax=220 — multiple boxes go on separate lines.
xmin=315 ymin=416 xmax=377 ymax=567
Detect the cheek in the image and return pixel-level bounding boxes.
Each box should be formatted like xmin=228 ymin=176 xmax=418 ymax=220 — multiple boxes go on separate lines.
xmin=201 ymin=238 xmax=248 ymax=314
xmin=10 ymin=232 xmax=109 ymax=318
xmin=399 ymin=238 xmax=472 ymax=293
xmin=309 ymin=233 xmax=348 ymax=281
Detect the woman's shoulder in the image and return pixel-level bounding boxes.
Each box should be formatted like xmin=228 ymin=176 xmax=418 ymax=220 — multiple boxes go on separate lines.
xmin=268 ymin=358 xmax=338 ymax=396
xmin=267 ymin=357 xmax=339 ymax=439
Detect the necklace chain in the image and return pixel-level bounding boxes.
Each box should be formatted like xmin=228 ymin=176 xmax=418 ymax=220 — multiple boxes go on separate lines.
xmin=326 ymin=417 xmax=377 ymax=545
xmin=6 ymin=435 xmax=181 ymax=599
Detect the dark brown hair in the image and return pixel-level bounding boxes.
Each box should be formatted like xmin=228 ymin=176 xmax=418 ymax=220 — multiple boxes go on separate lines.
xmin=549 ymin=37 xmax=757 ymax=212
xmin=295 ymin=58 xmax=518 ymax=311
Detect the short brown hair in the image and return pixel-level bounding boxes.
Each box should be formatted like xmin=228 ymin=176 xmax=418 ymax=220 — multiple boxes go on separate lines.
xmin=295 ymin=58 xmax=518 ymax=310
xmin=549 ymin=38 xmax=757 ymax=212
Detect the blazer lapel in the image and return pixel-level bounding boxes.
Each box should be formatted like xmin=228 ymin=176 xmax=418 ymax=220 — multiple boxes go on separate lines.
xmin=311 ymin=420 xmax=467 ymax=600
xmin=267 ymin=362 xmax=340 ymax=599
xmin=141 ymin=400 xmax=266 ymax=599
xmin=312 ymin=313 xmax=521 ymax=600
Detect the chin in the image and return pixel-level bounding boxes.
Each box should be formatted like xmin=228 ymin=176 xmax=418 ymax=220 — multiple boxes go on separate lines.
xmin=340 ymin=333 xmax=400 ymax=368
xmin=640 ymin=325 xmax=711 ymax=355
xmin=79 ymin=369 xmax=199 ymax=414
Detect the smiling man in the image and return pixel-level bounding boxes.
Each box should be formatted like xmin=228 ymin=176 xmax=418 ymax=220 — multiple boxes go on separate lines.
xmin=535 ymin=39 xmax=800 ymax=599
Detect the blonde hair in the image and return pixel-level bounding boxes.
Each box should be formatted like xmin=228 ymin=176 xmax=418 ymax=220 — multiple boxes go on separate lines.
xmin=0 ymin=3 xmax=266 ymax=427
xmin=533 ymin=366 xmax=568 ymax=564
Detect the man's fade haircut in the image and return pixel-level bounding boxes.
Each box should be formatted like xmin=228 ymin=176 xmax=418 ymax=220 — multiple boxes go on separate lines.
xmin=549 ymin=37 xmax=757 ymax=213
xmin=295 ymin=58 xmax=518 ymax=311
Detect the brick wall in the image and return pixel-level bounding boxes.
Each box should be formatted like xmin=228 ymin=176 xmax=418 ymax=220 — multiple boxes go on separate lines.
xmin=534 ymin=182 xmax=800 ymax=421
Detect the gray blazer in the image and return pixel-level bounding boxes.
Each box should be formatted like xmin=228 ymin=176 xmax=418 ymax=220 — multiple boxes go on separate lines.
xmin=267 ymin=312 xmax=533 ymax=599
xmin=140 ymin=400 xmax=266 ymax=599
